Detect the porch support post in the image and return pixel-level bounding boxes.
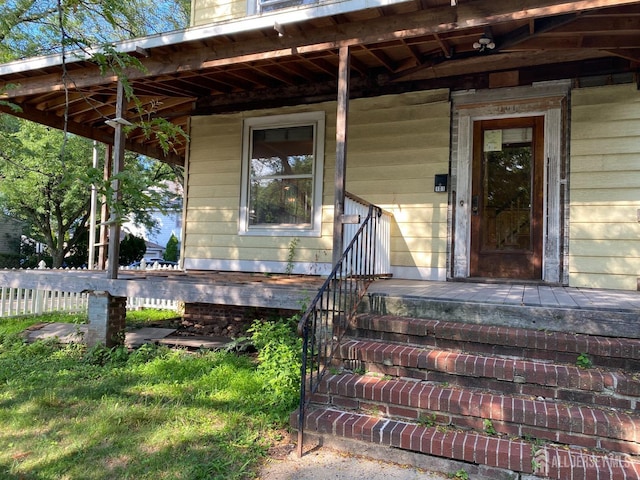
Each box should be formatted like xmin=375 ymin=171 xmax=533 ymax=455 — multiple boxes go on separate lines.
xmin=88 ymin=141 xmax=99 ymax=269
xmin=332 ymin=46 xmax=351 ymax=268
xmin=97 ymin=145 xmax=111 ymax=270
xmin=107 ymin=80 xmax=127 ymax=279
xmin=86 ymin=291 xmax=126 ymax=347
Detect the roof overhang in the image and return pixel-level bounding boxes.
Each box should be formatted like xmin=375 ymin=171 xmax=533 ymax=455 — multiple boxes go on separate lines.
xmin=1 ymin=0 xmax=639 ymax=165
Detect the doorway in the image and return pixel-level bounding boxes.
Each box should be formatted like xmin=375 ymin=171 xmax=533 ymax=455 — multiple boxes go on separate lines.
xmin=469 ymin=116 xmax=544 ymax=279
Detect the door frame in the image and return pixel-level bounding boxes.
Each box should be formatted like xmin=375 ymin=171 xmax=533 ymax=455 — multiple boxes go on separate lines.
xmin=451 ymin=82 xmax=569 ymax=284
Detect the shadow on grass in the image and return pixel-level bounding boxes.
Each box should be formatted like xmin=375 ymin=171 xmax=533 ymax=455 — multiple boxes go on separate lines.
xmin=0 ymin=340 xmax=292 ymax=480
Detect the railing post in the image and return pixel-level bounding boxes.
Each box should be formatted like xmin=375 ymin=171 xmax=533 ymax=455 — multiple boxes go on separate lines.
xmin=297 ymin=202 xmax=385 ymax=457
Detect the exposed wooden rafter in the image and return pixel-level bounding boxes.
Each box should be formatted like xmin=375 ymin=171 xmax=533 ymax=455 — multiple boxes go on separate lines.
xmin=0 ymin=0 xmax=638 ymax=164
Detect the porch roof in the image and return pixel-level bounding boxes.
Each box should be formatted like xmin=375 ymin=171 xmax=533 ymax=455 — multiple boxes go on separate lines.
xmin=1 ymin=0 xmax=639 ymax=165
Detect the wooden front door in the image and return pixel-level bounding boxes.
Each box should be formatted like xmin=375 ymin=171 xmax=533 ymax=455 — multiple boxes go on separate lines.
xmin=470 ymin=116 xmax=544 ymax=279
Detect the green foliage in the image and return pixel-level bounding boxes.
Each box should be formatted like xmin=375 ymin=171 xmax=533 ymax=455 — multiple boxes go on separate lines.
xmin=0 ymin=120 xmax=181 ymax=267
xmin=164 ymin=233 xmax=179 ymax=262
xmin=83 ymin=343 xmax=130 ymax=366
xmin=449 ymin=469 xmax=469 ymax=480
xmin=576 ymin=353 xmax=592 ymax=369
xmin=483 ymin=418 xmax=497 ymax=435
xmin=126 ymin=308 xmax=179 ymax=327
xmin=285 ymin=237 xmax=299 ymax=275
xmin=119 ymin=233 xmax=146 ymax=266
xmin=418 ymin=413 xmax=437 ymax=428
xmin=0 ymin=0 xmax=191 ymax=62
xmin=0 ymin=329 xmax=289 ymax=479
xmin=248 ymin=315 xmax=302 ymax=417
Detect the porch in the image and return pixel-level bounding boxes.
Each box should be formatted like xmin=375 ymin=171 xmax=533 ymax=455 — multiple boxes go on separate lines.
xmin=364 ymin=279 xmax=640 ymax=339
xmin=1 ymin=268 xmax=638 ymax=338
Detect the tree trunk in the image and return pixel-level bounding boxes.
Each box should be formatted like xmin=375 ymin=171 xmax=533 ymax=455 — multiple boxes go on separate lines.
xmin=51 ymin=249 xmax=65 ymax=268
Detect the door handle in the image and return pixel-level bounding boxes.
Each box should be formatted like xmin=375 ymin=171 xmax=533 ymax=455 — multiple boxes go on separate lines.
xmin=472 ymin=195 xmax=479 ymax=215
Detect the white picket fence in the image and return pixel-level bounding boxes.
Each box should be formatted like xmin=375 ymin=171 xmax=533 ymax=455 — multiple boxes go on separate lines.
xmin=0 ymin=287 xmax=178 ymax=318
xmin=0 ymin=287 xmax=88 ymax=317
xmin=0 ymin=262 xmax=181 ymax=318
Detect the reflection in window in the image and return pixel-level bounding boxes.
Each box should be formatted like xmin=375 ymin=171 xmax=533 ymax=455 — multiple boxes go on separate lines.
xmin=259 ymin=0 xmax=316 ymax=13
xmin=249 ymin=125 xmax=314 ymax=226
xmin=481 ymin=127 xmax=533 ymax=251
xmin=240 ymin=112 xmax=325 ymax=236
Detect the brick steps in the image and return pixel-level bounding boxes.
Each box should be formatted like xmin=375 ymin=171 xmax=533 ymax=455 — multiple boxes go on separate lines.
xmin=313 ymin=373 xmax=640 ymax=454
xmin=294 ymin=407 xmax=640 ymax=480
xmin=352 ymin=314 xmax=640 ymax=371
xmin=338 ymin=339 xmax=640 ymax=412
xmin=296 ymin=313 xmax=640 ymax=479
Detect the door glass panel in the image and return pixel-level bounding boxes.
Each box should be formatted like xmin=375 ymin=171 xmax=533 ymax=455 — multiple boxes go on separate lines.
xmin=481 ymin=127 xmax=533 ymax=252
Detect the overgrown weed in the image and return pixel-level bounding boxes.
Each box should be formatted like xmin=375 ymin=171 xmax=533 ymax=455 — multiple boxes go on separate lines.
xmin=0 ymin=313 xmax=303 ymax=479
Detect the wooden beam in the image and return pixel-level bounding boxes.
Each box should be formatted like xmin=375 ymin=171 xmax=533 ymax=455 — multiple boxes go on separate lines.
xmin=98 ymin=145 xmax=111 ymax=270
xmin=3 ymin=0 xmax=639 ymax=98
xmin=107 ymin=80 xmax=127 ymax=280
xmin=0 ymin=103 xmax=184 ymax=165
xmin=390 ymin=48 xmax=606 ymax=82
xmin=332 ymin=46 xmax=350 ymax=268
xmin=604 ymin=49 xmax=640 ymax=62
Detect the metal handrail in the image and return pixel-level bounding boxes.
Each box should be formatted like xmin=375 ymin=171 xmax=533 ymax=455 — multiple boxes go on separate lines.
xmin=296 ymin=203 xmax=383 ymax=456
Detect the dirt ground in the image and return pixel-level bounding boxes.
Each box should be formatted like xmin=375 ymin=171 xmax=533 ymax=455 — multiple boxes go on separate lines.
xmin=258 ymin=445 xmax=448 ymax=480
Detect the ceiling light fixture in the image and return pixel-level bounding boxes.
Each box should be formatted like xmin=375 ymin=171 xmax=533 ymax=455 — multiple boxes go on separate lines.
xmin=473 ymin=29 xmax=496 ymax=52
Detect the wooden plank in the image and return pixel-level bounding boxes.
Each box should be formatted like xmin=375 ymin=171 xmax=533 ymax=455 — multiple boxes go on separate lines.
xmin=107 ymin=80 xmax=127 ymax=280
xmin=332 ymin=46 xmax=350 ymax=267
xmin=504 ymin=285 xmax=524 ymax=305
xmin=0 ymin=104 xmax=183 ymax=165
xmin=5 ymin=0 xmax=639 ymax=98
xmin=537 ymin=286 xmax=559 ymax=307
xmin=157 ymin=335 xmax=232 ymax=350
xmin=522 ymin=286 xmax=541 ymax=306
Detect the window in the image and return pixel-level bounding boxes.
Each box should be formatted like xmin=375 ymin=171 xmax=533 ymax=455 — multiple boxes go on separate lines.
xmin=248 ymin=0 xmax=316 ymax=14
xmin=240 ymin=112 xmax=325 ymax=236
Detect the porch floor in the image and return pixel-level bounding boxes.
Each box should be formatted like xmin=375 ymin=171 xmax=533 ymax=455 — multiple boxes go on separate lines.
xmin=367 ymin=279 xmax=640 ymax=311
xmin=365 ymin=279 xmax=640 ymax=338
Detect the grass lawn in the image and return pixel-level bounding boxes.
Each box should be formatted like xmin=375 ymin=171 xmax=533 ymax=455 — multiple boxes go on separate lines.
xmin=0 ymin=311 xmax=300 ymax=480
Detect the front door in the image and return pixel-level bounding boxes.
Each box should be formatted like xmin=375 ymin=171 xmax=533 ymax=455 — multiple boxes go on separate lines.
xmin=470 ymin=116 xmax=544 ymax=279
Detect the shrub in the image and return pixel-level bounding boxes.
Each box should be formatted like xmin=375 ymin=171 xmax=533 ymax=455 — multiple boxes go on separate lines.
xmin=248 ymin=315 xmax=302 ymax=417
xmin=164 ymin=233 xmax=179 ymax=262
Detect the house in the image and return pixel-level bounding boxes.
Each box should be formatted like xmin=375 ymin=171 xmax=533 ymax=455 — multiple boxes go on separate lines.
xmin=1 ymin=0 xmax=639 ymax=290
xmin=0 ymin=214 xmax=22 ymax=267
xmin=1 ymin=2 xmax=640 ymax=477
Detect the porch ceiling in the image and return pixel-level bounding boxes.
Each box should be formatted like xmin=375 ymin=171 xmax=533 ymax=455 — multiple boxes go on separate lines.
xmin=1 ymin=0 xmax=639 ymax=165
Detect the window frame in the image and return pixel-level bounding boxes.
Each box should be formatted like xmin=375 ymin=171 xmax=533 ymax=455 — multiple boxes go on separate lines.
xmin=239 ymin=111 xmax=325 ymax=237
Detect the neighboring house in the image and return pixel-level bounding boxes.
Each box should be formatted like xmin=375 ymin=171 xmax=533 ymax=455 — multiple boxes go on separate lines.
xmin=0 ymin=0 xmax=639 ymax=290
xmin=0 ymin=215 xmax=21 ymax=254
xmin=0 ymin=215 xmax=22 ymax=266
xmin=122 ymin=181 xmax=183 ymax=259
xmin=123 ymin=211 xmax=182 ymax=257
xmin=141 ymin=240 xmax=165 ymax=260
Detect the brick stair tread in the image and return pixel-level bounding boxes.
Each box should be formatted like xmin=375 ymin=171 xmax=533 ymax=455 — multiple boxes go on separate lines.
xmin=297 ymin=406 xmax=640 ymax=480
xmin=354 ymin=314 xmax=640 ymax=362
xmin=315 ymin=373 xmax=640 ymax=448
xmin=339 ymin=339 xmax=640 ymax=402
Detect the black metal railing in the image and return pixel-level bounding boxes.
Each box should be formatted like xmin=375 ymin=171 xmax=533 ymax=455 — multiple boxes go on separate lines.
xmin=296 ymin=203 xmax=383 ymax=456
